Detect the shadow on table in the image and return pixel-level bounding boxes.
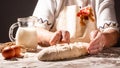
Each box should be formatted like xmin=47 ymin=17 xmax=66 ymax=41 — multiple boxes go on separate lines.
xmin=46 ymin=47 xmax=120 ymax=62
xmin=87 ymin=47 xmax=120 ymax=58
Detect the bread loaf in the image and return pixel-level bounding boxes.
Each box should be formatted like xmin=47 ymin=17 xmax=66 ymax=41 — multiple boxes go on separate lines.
xmin=38 ymin=42 xmax=88 ymax=61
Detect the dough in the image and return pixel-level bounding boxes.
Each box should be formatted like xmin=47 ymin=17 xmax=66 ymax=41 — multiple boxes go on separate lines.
xmin=38 ymin=42 xmax=88 ymax=61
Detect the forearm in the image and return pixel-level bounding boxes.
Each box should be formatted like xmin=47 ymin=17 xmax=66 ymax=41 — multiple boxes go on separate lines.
xmin=96 ymin=0 xmax=118 ymax=47
xmin=36 ymin=27 xmax=53 ymax=46
xmin=102 ymin=29 xmax=119 ymax=48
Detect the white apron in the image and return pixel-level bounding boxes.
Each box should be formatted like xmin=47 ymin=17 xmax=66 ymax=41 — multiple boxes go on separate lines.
xmin=56 ymin=5 xmax=97 ymax=43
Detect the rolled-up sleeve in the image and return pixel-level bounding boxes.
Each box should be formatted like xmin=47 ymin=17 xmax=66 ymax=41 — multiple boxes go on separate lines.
xmin=96 ymin=0 xmax=119 ymax=32
xmin=33 ymin=0 xmax=56 ymax=30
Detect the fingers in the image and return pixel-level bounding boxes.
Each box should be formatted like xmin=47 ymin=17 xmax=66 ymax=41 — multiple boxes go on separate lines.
xmin=88 ymin=31 xmax=105 ymax=54
xmin=90 ymin=30 xmax=99 ymax=41
xmin=61 ymin=30 xmax=70 ymax=44
xmin=49 ymin=31 xmax=62 ymax=45
xmin=88 ymin=40 xmax=98 ymax=54
xmin=88 ymin=42 xmax=104 ymax=54
xmin=49 ymin=30 xmax=70 ymax=45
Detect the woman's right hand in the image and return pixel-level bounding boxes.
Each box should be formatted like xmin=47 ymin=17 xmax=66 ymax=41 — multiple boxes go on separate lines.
xmin=49 ymin=30 xmax=70 ymax=45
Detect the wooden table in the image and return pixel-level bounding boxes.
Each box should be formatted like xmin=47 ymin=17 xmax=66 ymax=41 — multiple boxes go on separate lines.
xmin=0 ymin=47 xmax=120 ymax=68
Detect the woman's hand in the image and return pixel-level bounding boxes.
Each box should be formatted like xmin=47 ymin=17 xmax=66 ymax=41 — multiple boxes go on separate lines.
xmin=88 ymin=29 xmax=119 ymax=54
xmin=37 ymin=27 xmax=70 ymax=46
xmin=60 ymin=30 xmax=70 ymax=44
xmin=88 ymin=30 xmax=105 ymax=54
xmin=49 ymin=30 xmax=70 ymax=45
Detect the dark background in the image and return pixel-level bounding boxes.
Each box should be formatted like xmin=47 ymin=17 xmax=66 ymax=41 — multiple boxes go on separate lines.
xmin=0 ymin=0 xmax=120 ymax=43
xmin=0 ymin=0 xmax=38 ymax=43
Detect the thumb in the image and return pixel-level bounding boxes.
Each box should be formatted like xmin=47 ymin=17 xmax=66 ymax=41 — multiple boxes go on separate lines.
xmin=90 ymin=30 xmax=99 ymax=41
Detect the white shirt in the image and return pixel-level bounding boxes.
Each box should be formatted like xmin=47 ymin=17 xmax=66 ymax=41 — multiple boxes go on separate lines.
xmin=33 ymin=0 xmax=118 ymax=31
xmin=33 ymin=0 xmax=119 ymax=42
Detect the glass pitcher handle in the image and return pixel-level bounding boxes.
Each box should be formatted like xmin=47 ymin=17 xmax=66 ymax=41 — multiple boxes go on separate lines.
xmin=9 ymin=23 xmax=18 ymax=42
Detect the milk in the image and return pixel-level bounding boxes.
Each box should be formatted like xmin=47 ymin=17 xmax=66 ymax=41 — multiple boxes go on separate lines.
xmin=15 ymin=27 xmax=38 ymax=51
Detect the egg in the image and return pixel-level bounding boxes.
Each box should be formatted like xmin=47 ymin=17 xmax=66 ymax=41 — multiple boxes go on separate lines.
xmin=11 ymin=45 xmax=22 ymax=57
xmin=2 ymin=46 xmax=15 ymax=59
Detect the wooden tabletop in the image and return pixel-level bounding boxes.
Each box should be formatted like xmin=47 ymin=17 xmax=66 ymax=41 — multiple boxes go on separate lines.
xmin=0 ymin=47 xmax=120 ymax=68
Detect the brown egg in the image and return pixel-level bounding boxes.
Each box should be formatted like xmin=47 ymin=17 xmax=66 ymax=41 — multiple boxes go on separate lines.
xmin=11 ymin=45 xmax=22 ymax=57
xmin=2 ymin=46 xmax=15 ymax=59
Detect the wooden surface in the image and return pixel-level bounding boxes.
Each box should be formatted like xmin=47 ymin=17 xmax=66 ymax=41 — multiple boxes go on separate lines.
xmin=0 ymin=47 xmax=120 ymax=68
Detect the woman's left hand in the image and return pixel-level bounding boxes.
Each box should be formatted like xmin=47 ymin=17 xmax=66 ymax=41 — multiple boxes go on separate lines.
xmin=88 ymin=30 xmax=105 ymax=54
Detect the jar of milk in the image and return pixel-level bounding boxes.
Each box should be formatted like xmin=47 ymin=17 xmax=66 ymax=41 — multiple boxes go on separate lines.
xmin=9 ymin=16 xmax=38 ymax=52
